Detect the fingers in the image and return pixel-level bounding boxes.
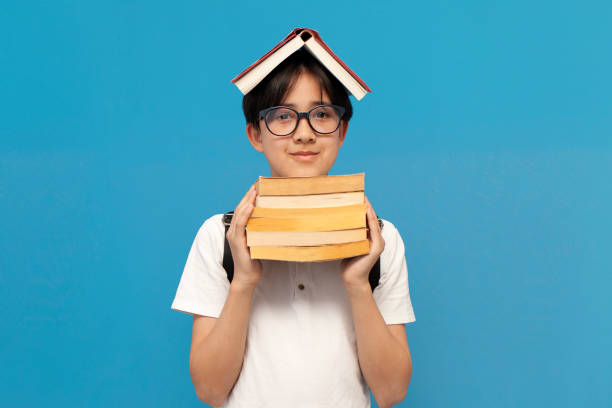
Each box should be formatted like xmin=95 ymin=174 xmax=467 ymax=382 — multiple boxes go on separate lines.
xmin=234 ymin=192 xmax=255 ymax=231
xmin=364 ymin=195 xmax=384 ymax=254
xmin=235 ymin=184 xmax=257 ymax=211
xmin=364 ymin=195 xmax=381 ymax=234
xmin=228 ymin=184 xmax=257 ymax=239
xmin=232 ymin=185 xmax=256 ymax=220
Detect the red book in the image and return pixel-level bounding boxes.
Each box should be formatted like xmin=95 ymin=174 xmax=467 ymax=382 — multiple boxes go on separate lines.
xmin=231 ymin=28 xmax=371 ymax=100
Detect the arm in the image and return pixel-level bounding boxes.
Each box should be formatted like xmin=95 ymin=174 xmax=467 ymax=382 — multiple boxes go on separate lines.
xmin=189 ymin=184 xmax=262 ymax=406
xmin=345 ymin=283 xmax=412 ymax=408
xmin=189 ymin=280 xmax=256 ymax=407
xmin=340 ymin=196 xmax=413 ymax=407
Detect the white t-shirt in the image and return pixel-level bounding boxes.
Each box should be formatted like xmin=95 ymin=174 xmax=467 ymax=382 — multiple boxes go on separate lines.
xmin=171 ymin=213 xmax=416 ymax=408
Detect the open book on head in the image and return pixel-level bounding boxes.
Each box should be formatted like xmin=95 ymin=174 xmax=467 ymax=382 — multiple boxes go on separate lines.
xmin=232 ymin=28 xmax=371 ymax=100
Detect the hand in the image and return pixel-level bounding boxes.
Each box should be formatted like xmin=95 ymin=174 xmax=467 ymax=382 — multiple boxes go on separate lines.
xmin=340 ymin=195 xmax=385 ymax=289
xmin=226 ymin=184 xmax=263 ymax=289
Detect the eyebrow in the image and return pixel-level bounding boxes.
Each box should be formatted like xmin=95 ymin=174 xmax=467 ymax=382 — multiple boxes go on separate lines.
xmin=283 ymin=101 xmax=329 ymax=108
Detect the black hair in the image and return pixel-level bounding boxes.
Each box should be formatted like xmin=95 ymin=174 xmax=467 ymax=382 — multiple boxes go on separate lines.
xmin=242 ymin=48 xmax=353 ymax=130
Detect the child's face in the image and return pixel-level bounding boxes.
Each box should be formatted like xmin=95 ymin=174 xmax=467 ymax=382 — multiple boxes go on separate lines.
xmin=247 ymin=71 xmax=348 ymax=177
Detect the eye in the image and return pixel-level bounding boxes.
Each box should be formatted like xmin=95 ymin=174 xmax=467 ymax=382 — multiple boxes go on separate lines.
xmin=268 ymin=108 xmax=295 ymax=122
xmin=312 ymin=106 xmax=337 ymax=120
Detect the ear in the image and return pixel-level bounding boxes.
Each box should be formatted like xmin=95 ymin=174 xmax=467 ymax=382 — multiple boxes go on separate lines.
xmin=338 ymin=120 xmax=348 ymax=148
xmin=246 ymin=123 xmax=264 ymax=152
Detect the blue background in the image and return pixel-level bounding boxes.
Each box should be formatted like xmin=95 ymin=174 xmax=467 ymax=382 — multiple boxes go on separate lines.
xmin=1 ymin=1 xmax=611 ymax=407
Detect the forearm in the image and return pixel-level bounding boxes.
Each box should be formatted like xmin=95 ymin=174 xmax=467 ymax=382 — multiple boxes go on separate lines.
xmin=345 ymin=282 xmax=412 ymax=408
xmin=190 ymin=279 xmax=256 ymax=405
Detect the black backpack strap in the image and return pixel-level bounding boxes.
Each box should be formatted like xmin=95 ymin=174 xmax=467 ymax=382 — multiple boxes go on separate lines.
xmin=222 ymin=211 xmax=234 ymax=283
xmin=368 ymin=257 xmax=381 ymax=293
xmin=368 ymin=217 xmax=384 ymax=292
xmin=221 ymin=212 xmax=383 ymax=292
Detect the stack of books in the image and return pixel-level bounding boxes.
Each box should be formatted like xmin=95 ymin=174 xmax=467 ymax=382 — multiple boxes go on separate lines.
xmin=246 ymin=173 xmax=369 ymax=262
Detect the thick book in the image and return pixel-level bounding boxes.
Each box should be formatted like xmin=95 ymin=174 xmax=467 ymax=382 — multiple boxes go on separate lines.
xmin=250 ymin=240 xmax=370 ymax=262
xmin=231 ymin=28 xmax=371 ymax=100
xmin=246 ymin=211 xmax=365 ymax=232
xmin=247 ymin=228 xmax=367 ymax=247
xmin=250 ymin=203 xmax=365 ymax=218
xmin=255 ymin=191 xmax=364 ymax=209
xmin=255 ymin=173 xmax=364 ymax=196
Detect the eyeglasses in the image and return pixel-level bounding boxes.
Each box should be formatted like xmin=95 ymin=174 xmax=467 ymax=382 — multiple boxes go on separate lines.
xmin=258 ymin=104 xmax=346 ymax=136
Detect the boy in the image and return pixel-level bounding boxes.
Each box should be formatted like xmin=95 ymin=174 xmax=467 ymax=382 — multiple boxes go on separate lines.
xmin=171 ymin=41 xmax=416 ymax=408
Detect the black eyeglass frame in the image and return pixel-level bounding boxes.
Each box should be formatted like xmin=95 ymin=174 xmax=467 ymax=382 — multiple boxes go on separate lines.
xmin=258 ymin=104 xmax=346 ymax=136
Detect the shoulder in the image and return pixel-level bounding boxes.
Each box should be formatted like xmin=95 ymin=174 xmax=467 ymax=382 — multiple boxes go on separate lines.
xmin=192 ymin=213 xmax=226 ymax=257
xmin=378 ymin=218 xmax=407 ymax=269
xmin=198 ymin=213 xmax=225 ymax=233
xmin=379 ymin=218 xmax=403 ymax=247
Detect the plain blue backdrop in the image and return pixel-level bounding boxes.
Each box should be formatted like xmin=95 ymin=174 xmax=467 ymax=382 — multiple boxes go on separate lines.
xmin=1 ymin=1 xmax=611 ymax=407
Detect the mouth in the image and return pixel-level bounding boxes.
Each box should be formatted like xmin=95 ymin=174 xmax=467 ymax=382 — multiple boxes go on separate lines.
xmin=290 ymin=151 xmax=319 ymax=162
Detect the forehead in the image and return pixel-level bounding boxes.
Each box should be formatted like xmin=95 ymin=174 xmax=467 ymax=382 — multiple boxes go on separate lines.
xmin=281 ymin=71 xmax=331 ymax=106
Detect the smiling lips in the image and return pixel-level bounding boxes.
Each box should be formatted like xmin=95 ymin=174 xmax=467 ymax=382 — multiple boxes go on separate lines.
xmin=290 ymin=151 xmax=319 ymax=162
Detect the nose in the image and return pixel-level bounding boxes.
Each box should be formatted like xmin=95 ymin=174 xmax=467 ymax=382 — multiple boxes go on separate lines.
xmin=292 ymin=115 xmax=316 ymax=143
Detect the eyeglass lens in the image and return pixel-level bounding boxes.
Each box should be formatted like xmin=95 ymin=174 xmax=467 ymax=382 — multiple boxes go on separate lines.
xmin=265 ymin=106 xmax=341 ymax=136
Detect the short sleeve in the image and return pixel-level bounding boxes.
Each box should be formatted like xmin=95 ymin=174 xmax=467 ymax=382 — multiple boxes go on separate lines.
xmin=171 ymin=214 xmax=230 ymax=317
xmin=373 ymin=219 xmax=416 ymax=325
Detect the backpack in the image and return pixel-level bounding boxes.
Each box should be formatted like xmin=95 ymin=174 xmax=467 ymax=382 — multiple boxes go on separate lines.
xmin=221 ymin=211 xmax=383 ymax=292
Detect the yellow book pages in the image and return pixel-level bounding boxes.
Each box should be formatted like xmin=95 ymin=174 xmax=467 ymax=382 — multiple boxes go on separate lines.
xmin=256 ymin=173 xmax=364 ymax=196
xmin=250 ymin=240 xmax=370 ymax=262
xmin=246 ymin=212 xmax=365 ymax=232
xmin=250 ymin=203 xmax=366 ymax=218
xmin=255 ymin=191 xmax=364 ymax=208
xmin=246 ymin=228 xmax=367 ymax=246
